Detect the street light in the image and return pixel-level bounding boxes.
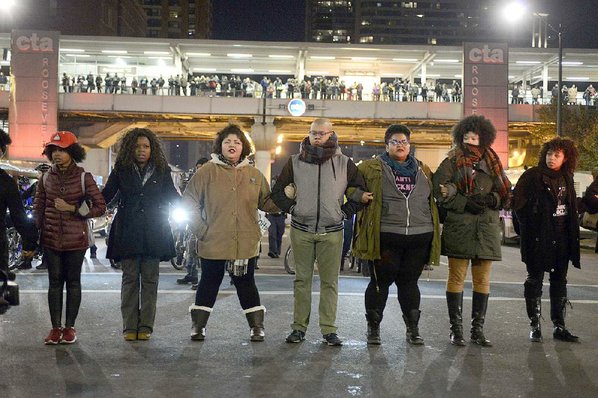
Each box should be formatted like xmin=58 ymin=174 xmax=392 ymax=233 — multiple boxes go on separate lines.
xmin=1 ymin=0 xmax=16 ymax=14
xmin=504 ymin=2 xmax=563 ymax=136
xmin=551 ymin=23 xmax=563 ymax=137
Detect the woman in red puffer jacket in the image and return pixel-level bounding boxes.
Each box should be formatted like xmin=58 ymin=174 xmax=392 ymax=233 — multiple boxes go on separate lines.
xmin=33 ymin=131 xmax=106 ymax=345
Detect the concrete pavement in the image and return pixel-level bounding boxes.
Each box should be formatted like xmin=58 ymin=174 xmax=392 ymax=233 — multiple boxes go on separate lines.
xmin=2 ymin=236 xmax=598 ymax=397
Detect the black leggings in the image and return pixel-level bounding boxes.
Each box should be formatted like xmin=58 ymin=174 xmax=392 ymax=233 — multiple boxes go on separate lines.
xmin=195 ymin=257 xmax=260 ymax=310
xmin=365 ymin=232 xmax=433 ymax=316
xmin=44 ymin=248 xmax=86 ymax=328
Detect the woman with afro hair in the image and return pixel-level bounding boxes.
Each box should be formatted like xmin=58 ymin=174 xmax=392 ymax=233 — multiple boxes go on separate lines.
xmin=513 ymin=137 xmax=580 ymax=343
xmin=433 ymin=115 xmax=511 ymax=347
xmin=34 ymin=131 xmax=106 ymax=344
xmin=102 ymin=128 xmax=180 ymax=341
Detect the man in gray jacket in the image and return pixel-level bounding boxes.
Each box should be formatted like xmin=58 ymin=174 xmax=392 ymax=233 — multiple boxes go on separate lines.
xmin=272 ymin=118 xmax=369 ymax=346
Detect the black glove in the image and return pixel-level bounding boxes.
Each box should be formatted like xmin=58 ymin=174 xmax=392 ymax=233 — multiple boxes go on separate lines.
xmin=471 ymin=193 xmax=498 ymax=209
xmin=483 ymin=193 xmax=498 ymax=208
xmin=465 ymin=198 xmax=485 ymax=214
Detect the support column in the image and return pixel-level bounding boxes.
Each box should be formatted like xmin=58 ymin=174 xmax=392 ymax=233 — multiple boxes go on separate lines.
xmin=82 ymin=147 xmax=111 ymax=184
xmin=250 ymin=117 xmax=277 ymax=182
xmin=542 ymin=65 xmax=549 ymax=104
xmin=254 ymin=150 xmax=272 ymax=183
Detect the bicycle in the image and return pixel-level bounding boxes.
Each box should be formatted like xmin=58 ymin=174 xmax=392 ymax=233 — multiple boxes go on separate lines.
xmin=284 ymin=246 xmax=369 ymax=276
xmin=283 ymin=246 xmax=296 ymax=275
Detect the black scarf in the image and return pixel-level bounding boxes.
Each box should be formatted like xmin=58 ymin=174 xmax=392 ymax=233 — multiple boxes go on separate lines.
xmin=218 ymin=153 xmax=244 ymax=167
xmin=299 ymin=133 xmax=338 ymax=165
xmin=538 ymin=165 xmax=576 ymax=207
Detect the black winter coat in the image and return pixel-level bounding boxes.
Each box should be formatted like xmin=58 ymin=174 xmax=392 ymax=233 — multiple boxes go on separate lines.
xmin=0 ymin=169 xmax=37 ymax=272
xmin=513 ymin=166 xmax=580 ymax=270
xmin=102 ymin=165 xmax=180 ymax=261
xmin=581 ymin=176 xmax=598 ymax=253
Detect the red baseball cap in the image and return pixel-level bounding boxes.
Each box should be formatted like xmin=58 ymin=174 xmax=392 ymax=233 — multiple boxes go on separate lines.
xmin=44 ymin=131 xmax=78 ymax=149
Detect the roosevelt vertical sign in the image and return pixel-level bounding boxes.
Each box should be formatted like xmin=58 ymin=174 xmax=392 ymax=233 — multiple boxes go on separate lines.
xmin=463 ymin=42 xmax=509 ymax=167
xmin=9 ymin=30 xmax=59 ymax=160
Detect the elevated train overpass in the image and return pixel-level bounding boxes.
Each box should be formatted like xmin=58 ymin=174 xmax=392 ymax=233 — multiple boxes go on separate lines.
xmin=0 ymin=89 xmax=548 ymax=179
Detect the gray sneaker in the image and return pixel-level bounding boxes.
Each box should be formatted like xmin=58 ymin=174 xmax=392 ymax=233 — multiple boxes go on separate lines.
xmin=323 ymin=333 xmax=343 ymax=346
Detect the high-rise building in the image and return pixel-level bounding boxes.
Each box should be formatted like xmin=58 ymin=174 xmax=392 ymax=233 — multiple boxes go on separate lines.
xmin=305 ymin=0 xmax=530 ymax=46
xmin=142 ymin=0 xmax=212 ymax=39
xmin=0 ymin=0 xmax=146 ymax=37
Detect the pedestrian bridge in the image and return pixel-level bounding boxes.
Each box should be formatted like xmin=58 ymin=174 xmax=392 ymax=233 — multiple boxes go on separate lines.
xmin=0 ymin=90 xmax=544 ymax=148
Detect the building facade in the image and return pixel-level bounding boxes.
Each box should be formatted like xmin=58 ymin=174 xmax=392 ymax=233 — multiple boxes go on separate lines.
xmin=0 ymin=0 xmax=146 ymax=37
xmin=305 ymin=0 xmax=531 ymax=46
xmin=142 ymin=0 xmax=212 ymax=39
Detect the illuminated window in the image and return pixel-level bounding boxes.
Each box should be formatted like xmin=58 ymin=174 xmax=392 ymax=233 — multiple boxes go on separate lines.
xmin=401 ymin=2 xmax=418 ymax=8
xmin=170 ymin=11 xmax=178 ymax=19
xmin=359 ymin=36 xmax=373 ymax=43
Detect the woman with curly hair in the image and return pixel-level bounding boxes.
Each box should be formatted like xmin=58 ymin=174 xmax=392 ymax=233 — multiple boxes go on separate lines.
xmin=182 ymin=124 xmax=280 ymax=342
xmin=33 ymin=131 xmax=106 ymax=344
xmin=513 ymin=137 xmax=580 ymax=343
xmin=102 ymin=128 xmax=180 ymax=341
xmin=433 ymin=115 xmax=511 ymax=347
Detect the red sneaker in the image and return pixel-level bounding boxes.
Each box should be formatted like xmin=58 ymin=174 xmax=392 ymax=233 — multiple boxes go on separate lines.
xmin=44 ymin=328 xmax=62 ymax=345
xmin=61 ymin=327 xmax=77 ymax=344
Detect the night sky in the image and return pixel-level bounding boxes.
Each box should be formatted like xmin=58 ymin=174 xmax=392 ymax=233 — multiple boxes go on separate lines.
xmin=211 ymin=0 xmax=596 ymax=49
xmin=212 ymin=0 xmax=306 ymax=42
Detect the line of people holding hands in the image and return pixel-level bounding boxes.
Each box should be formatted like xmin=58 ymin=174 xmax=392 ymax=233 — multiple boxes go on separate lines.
xmin=0 ymin=113 xmax=590 ymax=347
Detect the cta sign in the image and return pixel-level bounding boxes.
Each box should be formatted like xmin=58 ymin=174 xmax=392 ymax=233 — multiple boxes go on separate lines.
xmin=9 ymin=30 xmax=59 ymax=160
xmin=15 ymin=33 xmax=55 ymax=52
xmin=463 ymin=42 xmax=509 ymax=166
xmin=287 ymin=98 xmax=306 ymax=117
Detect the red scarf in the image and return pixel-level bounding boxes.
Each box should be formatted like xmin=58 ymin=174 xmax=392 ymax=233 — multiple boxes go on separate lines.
xmin=450 ymin=144 xmax=512 ymax=207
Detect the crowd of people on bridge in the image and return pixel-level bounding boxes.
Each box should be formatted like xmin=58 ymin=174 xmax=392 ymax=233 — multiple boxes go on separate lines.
xmin=1 ymin=115 xmax=594 ymax=348
xmin=0 ymin=68 xmax=592 ymax=105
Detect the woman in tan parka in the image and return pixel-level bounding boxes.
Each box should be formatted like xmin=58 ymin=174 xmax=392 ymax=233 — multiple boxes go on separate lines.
xmin=182 ymin=124 xmax=280 ymax=342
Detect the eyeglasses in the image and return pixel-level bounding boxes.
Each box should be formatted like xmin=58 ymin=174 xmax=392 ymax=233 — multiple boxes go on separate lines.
xmin=388 ymin=139 xmax=409 ymax=146
xmin=309 ymin=130 xmax=334 ymax=137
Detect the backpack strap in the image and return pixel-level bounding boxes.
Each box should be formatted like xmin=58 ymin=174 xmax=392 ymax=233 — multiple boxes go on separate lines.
xmin=80 ymin=172 xmax=86 ymax=195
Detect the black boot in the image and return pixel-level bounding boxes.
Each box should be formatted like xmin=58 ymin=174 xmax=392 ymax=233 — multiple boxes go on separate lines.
xmin=446 ymin=292 xmax=466 ymax=346
xmin=403 ymin=309 xmax=424 ymax=345
xmin=245 ymin=307 xmax=266 ymax=342
xmin=365 ymin=310 xmax=382 ymax=345
xmin=525 ymin=296 xmax=543 ymax=342
xmin=471 ymin=292 xmax=492 ymax=347
xmin=189 ymin=306 xmax=211 ymax=341
xmin=550 ymin=297 xmax=579 ymax=342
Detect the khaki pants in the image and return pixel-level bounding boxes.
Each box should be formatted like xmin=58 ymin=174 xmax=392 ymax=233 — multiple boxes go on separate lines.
xmin=120 ymin=256 xmax=160 ymax=333
xmin=290 ymin=228 xmax=343 ymax=335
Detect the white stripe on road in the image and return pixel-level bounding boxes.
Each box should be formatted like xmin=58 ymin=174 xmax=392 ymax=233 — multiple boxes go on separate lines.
xmin=17 ymin=290 xmax=598 ymax=303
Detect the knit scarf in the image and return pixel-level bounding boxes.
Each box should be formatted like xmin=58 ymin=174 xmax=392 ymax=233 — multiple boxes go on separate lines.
xmin=380 ymin=152 xmax=418 ymax=178
xmin=449 ymin=144 xmax=511 ymax=205
xmin=299 ymin=133 xmax=338 ymax=165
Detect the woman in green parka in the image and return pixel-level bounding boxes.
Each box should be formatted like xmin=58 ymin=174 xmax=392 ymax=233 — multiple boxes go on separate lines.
xmin=351 ymin=125 xmax=441 ymax=345
xmin=432 ymin=115 xmax=511 ymax=347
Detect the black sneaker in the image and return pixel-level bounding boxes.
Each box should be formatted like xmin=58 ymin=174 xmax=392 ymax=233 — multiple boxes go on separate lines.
xmin=17 ymin=259 xmax=32 ymax=270
xmin=267 ymin=252 xmax=276 ymax=258
xmin=323 ymin=333 xmax=343 ymax=346
xmin=177 ymin=275 xmax=198 ymax=285
xmin=285 ymin=329 xmax=305 ymax=343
